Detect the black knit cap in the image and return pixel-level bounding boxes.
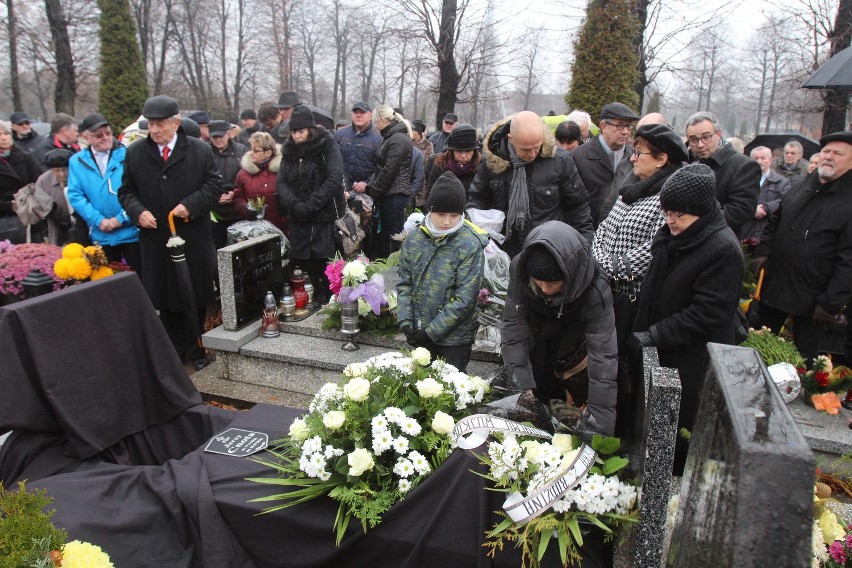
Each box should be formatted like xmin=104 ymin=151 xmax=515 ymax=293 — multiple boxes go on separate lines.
xmin=240 ymin=109 xmax=257 ymax=120
xmin=411 ymin=119 xmax=426 ymax=134
xmin=659 ymin=163 xmax=717 ymax=217
xmin=288 ymin=105 xmax=316 ymax=131
xmin=44 ymin=148 xmax=73 ymax=168
xmin=635 ymin=124 xmax=688 ymax=164
xmin=426 ymin=171 xmax=466 ymax=214
xmin=447 ymin=124 xmax=478 ymax=151
xmin=525 ymin=246 xmax=562 ymax=282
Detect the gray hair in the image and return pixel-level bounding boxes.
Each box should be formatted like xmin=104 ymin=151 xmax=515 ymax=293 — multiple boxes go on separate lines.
xmin=0 ymin=120 xmax=11 ymax=134
xmin=684 ymin=111 xmax=721 ymax=133
xmin=783 ymin=140 xmax=803 ymax=153
xmin=566 ymin=110 xmax=591 ymax=128
xmin=750 ymin=145 xmax=771 ymax=157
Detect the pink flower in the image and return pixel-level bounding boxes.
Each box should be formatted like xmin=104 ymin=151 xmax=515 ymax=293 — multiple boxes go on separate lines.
xmin=829 ymin=541 xmax=847 ymax=564
xmin=0 ymin=243 xmax=64 ymax=297
xmin=325 ymin=259 xmax=346 ymax=295
xmin=477 ymin=287 xmax=491 ymax=306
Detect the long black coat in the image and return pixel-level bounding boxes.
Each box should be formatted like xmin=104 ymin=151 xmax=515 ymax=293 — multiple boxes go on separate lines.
xmin=633 ymin=205 xmax=742 ymax=437
xmin=276 ymin=128 xmax=344 ymax=259
xmin=690 ymin=142 xmax=760 ymax=237
xmin=569 ymin=135 xmax=634 ymax=227
xmin=467 ymin=116 xmax=594 ymax=257
xmin=755 ymin=170 xmax=852 ymax=317
xmin=210 ymin=138 xmax=248 ymax=222
xmin=0 ymin=145 xmax=42 ymax=215
xmin=118 ymin=129 xmax=223 ymax=312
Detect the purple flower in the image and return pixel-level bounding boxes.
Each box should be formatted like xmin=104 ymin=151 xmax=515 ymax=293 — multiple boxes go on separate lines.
xmin=0 ymin=243 xmax=64 ymax=297
xmin=829 ymin=541 xmax=847 ymax=564
xmin=477 ymin=287 xmax=491 ymax=306
xmin=348 ymin=277 xmax=386 ymax=315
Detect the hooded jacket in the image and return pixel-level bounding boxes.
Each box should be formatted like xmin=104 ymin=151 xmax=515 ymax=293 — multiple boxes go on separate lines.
xmin=67 ymin=140 xmax=139 ymax=246
xmin=467 ymin=115 xmax=593 ymax=257
xmin=397 ymin=219 xmax=488 ymax=346
xmin=501 ymin=220 xmax=617 ymax=436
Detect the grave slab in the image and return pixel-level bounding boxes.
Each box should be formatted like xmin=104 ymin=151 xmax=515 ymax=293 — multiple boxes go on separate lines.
xmin=218 ymin=234 xmax=283 ymax=331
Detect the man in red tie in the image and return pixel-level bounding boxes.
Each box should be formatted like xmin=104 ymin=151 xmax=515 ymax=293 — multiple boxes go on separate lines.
xmin=118 ymin=95 xmax=223 ymax=371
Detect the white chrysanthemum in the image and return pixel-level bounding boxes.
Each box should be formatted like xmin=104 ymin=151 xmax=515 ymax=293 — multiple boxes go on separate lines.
xmin=399 ymin=478 xmax=412 ymax=493
xmin=399 ymin=417 xmax=422 ymax=436
xmin=371 ymin=415 xmax=388 ymax=430
xmin=384 ymin=407 xmax=406 ymax=423
xmin=324 ymin=445 xmax=344 ymax=459
xmin=393 ymin=458 xmax=415 ymax=478
xmin=302 ymin=436 xmax=322 ymax=455
xmin=812 ymin=520 xmax=829 ymax=567
xmin=409 ymin=451 xmax=431 ymax=475
xmin=372 ymin=431 xmax=394 ymax=454
xmin=393 ymin=436 xmax=410 ymax=454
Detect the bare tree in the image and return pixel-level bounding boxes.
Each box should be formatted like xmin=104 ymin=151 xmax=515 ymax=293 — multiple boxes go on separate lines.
xmin=517 ymin=29 xmax=542 ymax=111
xmin=6 ymin=0 xmax=22 ymax=110
xmin=268 ymin=0 xmax=295 ymax=92
xmin=44 ymin=0 xmax=76 ymax=113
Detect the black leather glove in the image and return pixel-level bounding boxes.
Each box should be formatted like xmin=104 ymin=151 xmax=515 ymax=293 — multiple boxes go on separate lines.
xmin=813 ymin=304 xmax=838 ymax=325
xmin=406 ymin=329 xmax=431 ymax=347
xmin=632 ymin=331 xmax=654 ymax=348
xmin=750 ymin=255 xmax=768 ymax=276
xmin=290 ymin=202 xmax=310 ymax=220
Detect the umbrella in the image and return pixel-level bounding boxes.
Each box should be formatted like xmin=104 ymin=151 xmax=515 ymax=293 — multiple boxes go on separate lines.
xmin=167 ymin=212 xmax=203 ymax=352
xmin=802 ymin=46 xmax=852 ymax=89
xmin=307 ymin=105 xmax=335 ymax=130
xmin=743 ymin=133 xmax=821 ymax=157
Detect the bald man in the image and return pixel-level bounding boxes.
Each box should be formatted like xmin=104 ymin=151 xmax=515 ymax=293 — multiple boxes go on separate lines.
xmin=637 ymin=112 xmax=667 ymax=129
xmin=467 ymin=110 xmax=593 ymax=257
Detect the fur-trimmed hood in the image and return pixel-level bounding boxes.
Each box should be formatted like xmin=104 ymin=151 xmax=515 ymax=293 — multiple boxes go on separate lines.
xmin=240 ymin=144 xmax=282 ymax=174
xmin=482 ymin=114 xmax=558 ymax=176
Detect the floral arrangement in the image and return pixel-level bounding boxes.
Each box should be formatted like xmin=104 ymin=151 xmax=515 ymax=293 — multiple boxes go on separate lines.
xmin=0 ymin=481 xmax=113 ymax=568
xmin=53 ymin=243 xmax=115 ymax=282
xmin=476 ymin=433 xmax=638 ymax=566
xmin=0 ymin=241 xmax=63 ymax=299
xmin=799 ymin=355 xmax=852 ymax=396
xmin=812 ymin=482 xmax=851 ymax=567
xmin=741 ymin=327 xmax=804 ymax=368
xmin=321 ymin=254 xmax=399 ymax=337
xmin=247 ymin=196 xmax=266 ymax=211
xmin=248 ymin=348 xmax=490 ymax=544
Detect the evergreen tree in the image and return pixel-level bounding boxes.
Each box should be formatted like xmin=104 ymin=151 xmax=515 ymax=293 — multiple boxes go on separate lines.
xmin=565 ymin=0 xmax=640 ymax=123
xmin=97 ymin=0 xmax=148 ymax=131
xmin=646 ymin=90 xmax=661 ymax=114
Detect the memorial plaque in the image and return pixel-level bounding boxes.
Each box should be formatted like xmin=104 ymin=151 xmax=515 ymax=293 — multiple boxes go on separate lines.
xmin=204 ymin=428 xmax=269 ymax=457
xmin=218 ymin=235 xmax=285 ymax=330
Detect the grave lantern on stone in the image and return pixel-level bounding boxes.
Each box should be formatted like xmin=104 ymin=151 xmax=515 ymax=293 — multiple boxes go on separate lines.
xmin=289 ymin=268 xmax=309 ymax=316
xmin=21 ymin=269 xmax=54 ymax=298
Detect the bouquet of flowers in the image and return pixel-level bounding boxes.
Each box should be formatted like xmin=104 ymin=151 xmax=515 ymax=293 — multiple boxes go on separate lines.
xmin=812 ymin=483 xmax=851 ymax=567
xmin=473 ymin=239 xmax=510 ymax=353
xmin=322 ymin=255 xmax=399 ymax=336
xmin=799 ymin=355 xmax=852 ymax=396
xmin=741 ymin=326 xmax=805 ymax=368
xmin=53 ymin=243 xmax=114 ymax=282
xmin=249 ymin=348 xmax=490 ymax=544
xmin=472 ymin=430 xmax=638 ymax=566
xmin=0 ymin=241 xmax=63 ymax=300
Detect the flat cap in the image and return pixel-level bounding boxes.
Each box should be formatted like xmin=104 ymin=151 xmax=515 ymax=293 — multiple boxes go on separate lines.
xmin=635 ymin=124 xmax=688 ymax=163
xmin=820 ymin=131 xmax=852 ymax=146
xmin=187 ymin=111 xmax=210 ymax=125
xmin=142 ymin=95 xmax=179 ymax=119
xmin=209 ymin=120 xmax=230 ymax=137
xmin=443 ymin=113 xmax=459 ymax=123
xmin=600 ymin=102 xmax=639 ymax=121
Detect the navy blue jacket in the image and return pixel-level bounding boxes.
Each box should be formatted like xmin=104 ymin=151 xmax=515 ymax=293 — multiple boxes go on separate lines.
xmin=334 ymin=124 xmax=382 ymax=184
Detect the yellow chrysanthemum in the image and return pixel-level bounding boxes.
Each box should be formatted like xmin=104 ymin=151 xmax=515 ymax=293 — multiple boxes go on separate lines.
xmin=61 ymin=540 xmax=114 ymax=568
xmin=53 ymin=257 xmax=73 ymax=280
xmin=61 ymin=242 xmax=85 ymax=259
xmin=89 ymin=266 xmax=114 ymax=281
xmin=83 ymin=245 xmax=99 ymax=256
xmin=67 ymin=257 xmax=93 ymax=280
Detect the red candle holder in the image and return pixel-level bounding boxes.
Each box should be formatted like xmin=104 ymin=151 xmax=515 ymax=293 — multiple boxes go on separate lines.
xmin=290 ymin=268 xmax=309 ymax=316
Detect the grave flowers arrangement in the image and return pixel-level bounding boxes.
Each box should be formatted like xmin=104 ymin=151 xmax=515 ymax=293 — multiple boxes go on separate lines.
xmin=799 ymin=355 xmax=852 ymax=397
xmin=740 ymin=326 xmax=804 ymax=368
xmin=474 ymin=432 xmax=638 ymax=567
xmin=248 ymin=348 xmax=490 ymax=544
xmin=53 ymin=243 xmax=114 ymax=282
xmin=812 ymin=482 xmax=851 ymax=567
xmin=0 ymin=241 xmax=63 ymax=300
xmin=321 ymin=254 xmax=399 ymax=336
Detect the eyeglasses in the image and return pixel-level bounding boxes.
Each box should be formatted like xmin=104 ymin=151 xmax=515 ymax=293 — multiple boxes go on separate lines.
xmin=89 ymin=129 xmax=112 ymax=139
xmin=687 ymin=132 xmax=716 ymax=146
xmin=251 ymin=147 xmax=269 ymax=154
xmin=632 ymin=149 xmax=653 ymax=157
xmin=604 ymin=121 xmax=633 ymax=131
xmin=660 ymin=209 xmax=686 ymax=220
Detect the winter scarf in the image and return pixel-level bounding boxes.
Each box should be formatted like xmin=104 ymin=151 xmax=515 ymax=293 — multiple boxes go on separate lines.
xmin=505 ymin=143 xmax=531 ymax=241
xmin=620 ymin=163 xmax=680 ymax=204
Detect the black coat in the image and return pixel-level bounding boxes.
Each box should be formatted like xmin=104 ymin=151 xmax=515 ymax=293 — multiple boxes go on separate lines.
xmin=210 ymin=139 xmax=248 ymax=222
xmin=501 ymin=221 xmax=617 ymax=436
xmin=569 ymin=135 xmax=634 ymax=227
xmin=418 ymin=150 xmax=481 ymax=207
xmin=237 ymin=122 xmax=265 ymax=146
xmin=741 ymin=168 xmax=790 ymax=240
xmin=276 ymin=128 xmax=344 ymax=259
xmin=755 ymin=171 xmax=852 ymax=316
xmin=690 ymin=142 xmax=760 ymax=237
xmin=0 ymin=145 xmax=43 ymax=215
xmin=118 ymin=129 xmax=223 ymax=311
xmin=12 ymin=130 xmax=45 ymax=154
xmin=32 ymin=134 xmax=80 ymax=168
xmin=369 ymin=121 xmax=413 ymax=199
xmin=467 ymin=116 xmax=594 ymax=257
xmin=634 ymin=205 xmax=743 ymax=435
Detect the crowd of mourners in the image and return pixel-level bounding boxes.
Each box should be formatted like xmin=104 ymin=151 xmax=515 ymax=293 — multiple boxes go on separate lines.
xmin=2 ymin=91 xmax=851 ymax=474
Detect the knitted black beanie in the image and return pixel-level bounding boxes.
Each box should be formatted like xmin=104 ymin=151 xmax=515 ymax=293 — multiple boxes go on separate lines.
xmin=426 ymin=171 xmax=466 ymax=214
xmin=659 ymin=163 xmax=716 ymax=216
xmin=288 ymin=105 xmax=316 ymax=131
xmin=525 ymin=245 xmax=563 ymax=282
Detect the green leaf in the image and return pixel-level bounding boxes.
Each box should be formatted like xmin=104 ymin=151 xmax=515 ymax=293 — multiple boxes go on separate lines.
xmin=402 ymin=405 xmax=421 ymax=416
xmin=566 ymin=517 xmax=583 ymax=547
xmin=536 ymin=527 xmax=550 ymax=561
xmin=557 ymin=522 xmax=568 ymax=565
xmin=487 ymin=516 xmax=515 ymax=537
xmin=602 ymin=456 xmax=629 ymax=475
xmin=591 ymin=435 xmax=621 ymax=454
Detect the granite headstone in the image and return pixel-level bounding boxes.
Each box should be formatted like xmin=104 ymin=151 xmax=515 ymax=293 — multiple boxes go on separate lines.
xmin=218 ymin=234 xmax=285 ymax=330
xmin=667 ymin=343 xmax=815 ymax=568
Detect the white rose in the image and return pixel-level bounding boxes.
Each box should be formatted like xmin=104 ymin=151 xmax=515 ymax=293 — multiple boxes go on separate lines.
xmin=431 ymin=411 xmax=455 ymax=435
xmin=323 ymin=410 xmax=346 ymax=430
xmin=520 ymin=440 xmax=542 ymax=461
xmin=411 ymin=347 xmax=431 ymax=366
xmin=415 ymin=377 xmax=444 ymax=398
xmin=551 ymin=433 xmax=574 ymax=454
xmin=471 ymin=376 xmax=490 ymax=392
xmin=344 ymin=377 xmax=371 ymax=402
xmin=343 ymin=260 xmax=367 ymax=280
xmin=289 ymin=418 xmax=309 ymax=441
xmin=559 ymin=448 xmax=582 ymax=470
xmin=347 ymin=448 xmax=375 ymax=476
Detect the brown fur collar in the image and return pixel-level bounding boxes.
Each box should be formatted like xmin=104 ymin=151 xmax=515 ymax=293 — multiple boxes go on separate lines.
xmin=482 ymin=114 xmax=557 ymax=175
xmin=240 ymin=145 xmax=282 ymax=174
